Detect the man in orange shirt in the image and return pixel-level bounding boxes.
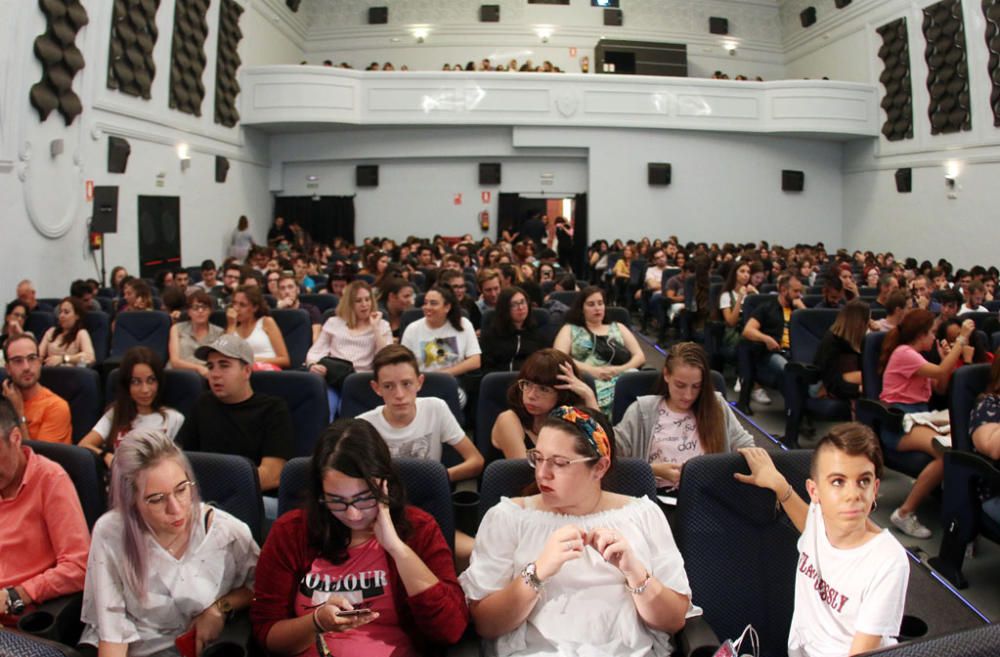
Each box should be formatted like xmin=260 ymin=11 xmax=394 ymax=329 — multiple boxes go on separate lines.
xmin=1 ymin=335 xmax=72 ymax=444
xmin=0 ymin=397 xmax=89 ymax=618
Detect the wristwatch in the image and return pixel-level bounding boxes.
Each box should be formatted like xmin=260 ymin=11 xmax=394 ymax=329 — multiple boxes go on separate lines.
xmin=520 ymin=562 xmax=544 ymax=593
xmin=5 ymin=587 xmax=25 ymax=615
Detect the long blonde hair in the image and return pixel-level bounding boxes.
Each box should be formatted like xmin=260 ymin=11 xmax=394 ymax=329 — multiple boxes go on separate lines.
xmin=336 ymin=280 xmax=374 ymax=329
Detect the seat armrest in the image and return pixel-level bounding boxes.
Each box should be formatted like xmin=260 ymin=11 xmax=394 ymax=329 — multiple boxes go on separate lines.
xmin=785 ymin=362 xmax=821 ymax=385
xmin=857 ymin=399 xmax=904 ymax=434
xmin=18 ymin=592 xmax=83 ymax=646
xmin=676 ymin=615 xmax=720 ymax=657
xmin=943 ymin=451 xmax=1000 ymax=487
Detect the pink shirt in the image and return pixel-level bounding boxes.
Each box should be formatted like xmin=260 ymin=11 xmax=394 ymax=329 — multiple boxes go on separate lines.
xmin=880 ymin=345 xmax=932 ymax=405
xmin=0 ymin=447 xmax=90 ymax=605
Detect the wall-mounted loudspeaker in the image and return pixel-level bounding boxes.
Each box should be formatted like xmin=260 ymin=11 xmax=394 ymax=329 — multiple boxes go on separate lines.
xmin=91 ymin=186 xmax=119 ymax=234
xmin=834 ymin=0 xmax=852 ymax=8
xmin=479 ymin=162 xmax=501 ymax=185
xmin=480 ymin=5 xmax=499 ymax=22
xmin=894 ymin=168 xmax=912 ymax=193
xmin=215 ymin=156 xmax=230 ymax=183
xmin=709 ymin=17 xmax=729 ymax=35
xmin=285 ymin=0 xmax=300 ymax=11
xmin=108 ymin=136 xmax=131 ymax=174
xmin=648 ymin=163 xmax=672 ymax=186
xmin=368 ymin=6 xmax=388 ymax=24
xmin=604 ymin=9 xmax=623 ymax=26
xmin=800 ymin=7 xmax=817 ymax=28
xmin=782 ymin=170 xmax=805 ymax=192
xmin=357 ymin=165 xmax=379 ymax=187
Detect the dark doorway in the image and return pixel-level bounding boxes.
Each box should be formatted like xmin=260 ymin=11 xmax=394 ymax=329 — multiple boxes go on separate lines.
xmin=273 ymin=196 xmax=356 ymax=246
xmin=138 ymin=196 xmax=181 ymax=279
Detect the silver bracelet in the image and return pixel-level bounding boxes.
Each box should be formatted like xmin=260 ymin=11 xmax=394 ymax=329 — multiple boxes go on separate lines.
xmin=625 ymin=571 xmax=650 ymax=595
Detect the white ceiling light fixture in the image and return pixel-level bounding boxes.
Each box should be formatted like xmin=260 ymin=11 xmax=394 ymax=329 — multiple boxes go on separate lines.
xmin=536 ymin=26 xmax=554 ymax=43
xmin=412 ymin=26 xmax=429 ymax=43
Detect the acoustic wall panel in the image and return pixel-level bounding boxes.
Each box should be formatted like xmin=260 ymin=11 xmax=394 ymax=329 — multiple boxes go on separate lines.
xmin=168 ymin=0 xmax=210 ymax=117
xmin=982 ymin=0 xmax=1000 ymax=125
xmin=30 ymin=0 xmax=89 ymax=124
xmin=107 ymin=0 xmax=160 ymax=99
xmin=215 ymin=0 xmax=244 ymax=128
xmin=876 ymin=18 xmax=914 ymax=141
xmin=923 ymin=0 xmax=971 ymax=134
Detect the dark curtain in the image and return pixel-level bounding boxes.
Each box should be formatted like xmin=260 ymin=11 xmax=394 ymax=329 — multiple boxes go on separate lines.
xmin=272 ymin=196 xmax=355 ymax=245
xmin=497 ymin=193 xmax=519 ymax=238
xmin=573 ymin=193 xmax=588 ymax=276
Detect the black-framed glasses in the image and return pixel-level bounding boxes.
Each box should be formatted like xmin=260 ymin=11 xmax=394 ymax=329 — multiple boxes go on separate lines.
xmin=518 ymin=379 xmax=556 ymax=396
xmin=144 ymin=480 xmax=196 ymax=507
xmin=319 ymin=493 xmax=379 ymax=512
xmin=6 ymin=354 xmax=40 ymax=367
xmin=526 ymin=449 xmax=597 ymax=469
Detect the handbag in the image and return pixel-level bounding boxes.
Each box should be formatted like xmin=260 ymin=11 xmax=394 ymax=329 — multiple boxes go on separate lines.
xmin=319 ymin=356 xmax=355 ymax=390
xmin=590 ymin=330 xmax=631 ymax=366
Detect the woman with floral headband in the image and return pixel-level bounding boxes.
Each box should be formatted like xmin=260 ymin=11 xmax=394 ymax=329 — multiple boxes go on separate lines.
xmin=460 ymin=406 xmax=697 ymax=656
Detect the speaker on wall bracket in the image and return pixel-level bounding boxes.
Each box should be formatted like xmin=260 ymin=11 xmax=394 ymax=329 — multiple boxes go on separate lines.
xmin=894 ymin=168 xmax=912 ymax=193
xmin=709 ymin=17 xmax=729 ymax=35
xmin=357 ymin=165 xmax=379 ymax=187
xmin=800 ymin=7 xmax=817 ymax=28
xmin=369 ymin=6 xmax=388 ymax=24
xmin=782 ymin=170 xmax=805 ymax=192
xmin=648 ymin=163 xmax=671 ymax=186
xmin=91 ymin=186 xmax=119 ymax=234
xmin=108 ymin=136 xmax=131 ymax=173
xmin=215 ymin=156 xmax=230 ymax=183
xmin=479 ymin=162 xmax=501 ymax=185
xmin=604 ymin=9 xmax=623 ymax=27
xmin=480 ymin=5 xmax=499 ymax=22
xmin=834 ymin=0 xmax=852 ymax=8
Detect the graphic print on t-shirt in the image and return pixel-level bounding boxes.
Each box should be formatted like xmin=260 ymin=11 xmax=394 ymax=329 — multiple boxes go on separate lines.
xmin=387 ymin=433 xmax=434 ymax=459
xmin=647 ymin=401 xmax=703 ymax=489
xmin=420 ymin=336 xmax=459 ymax=368
xmin=299 ymin=559 xmax=388 ymax=607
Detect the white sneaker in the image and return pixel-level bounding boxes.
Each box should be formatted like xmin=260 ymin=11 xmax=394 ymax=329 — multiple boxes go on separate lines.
xmin=890 ymin=508 xmax=932 ymax=539
xmin=752 ymin=388 xmax=772 ymax=405
xmin=734 ymin=379 xmax=742 ymax=393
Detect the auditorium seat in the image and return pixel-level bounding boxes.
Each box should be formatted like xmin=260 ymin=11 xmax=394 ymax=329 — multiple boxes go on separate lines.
xmin=611 ymin=369 xmax=726 ymax=425
xmin=340 ymin=371 xmax=462 ymax=425
xmin=39 ymin=366 xmax=102 ymax=443
xmin=300 ymin=293 xmax=338 ymax=314
xmin=25 ymin=311 xmax=56 ymax=340
xmin=188 ymin=451 xmax=264 ymax=544
xmin=250 ymin=370 xmax=329 ymax=457
xmin=110 ymin=311 xmax=171 ymax=361
xmin=83 ymin=311 xmax=111 ymax=364
xmin=26 ymin=440 xmax=106 ymax=530
xmin=271 ymin=308 xmax=311 ymax=368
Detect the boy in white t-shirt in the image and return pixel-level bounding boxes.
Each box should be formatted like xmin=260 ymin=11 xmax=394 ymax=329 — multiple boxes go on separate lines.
xmin=357 ymin=344 xmax=484 ymax=484
xmin=735 ymin=423 xmax=909 ymax=657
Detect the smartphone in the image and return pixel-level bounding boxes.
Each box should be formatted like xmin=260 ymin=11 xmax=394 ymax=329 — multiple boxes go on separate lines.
xmin=335 ymin=608 xmax=374 ymax=617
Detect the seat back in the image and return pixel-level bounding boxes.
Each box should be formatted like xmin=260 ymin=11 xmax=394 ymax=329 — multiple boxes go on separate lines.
xmin=479 ymin=458 xmax=657 ymax=520
xmin=788 ymin=308 xmax=840 ymax=364
xmin=611 ymin=369 xmax=727 ymax=425
xmin=39 ymin=367 xmax=102 ymax=443
xmin=188 ymin=452 xmax=264 ymax=543
xmin=106 ymin=368 xmax=207 ymax=419
xmin=110 ymin=311 xmax=172 ymax=361
xmin=659 ymin=268 xmax=681 ymax=292
xmin=277 ymin=456 xmax=456 ymax=552
xmin=250 ymin=371 xmax=329 ymax=457
xmin=339 ymin=372 xmax=462 ymax=426
xmin=25 ymin=311 xmax=57 ymax=342
xmin=26 ymin=440 xmax=106 ymax=530
xmin=741 ymin=294 xmax=774 ymax=325
xmin=83 ymin=311 xmax=111 ymax=364
xmin=605 ymin=305 xmax=631 ymax=328
xmin=862 ymin=331 xmax=888 ymax=400
xmin=675 ymin=450 xmax=812 ymax=657
xmin=949 ymin=364 xmax=992 ymax=453
xmin=299 ymin=293 xmax=339 ymax=314
xmin=961 ymin=311 xmax=997 ymax=333
xmin=398 ymin=308 xmax=425 ymax=337
xmin=0 ymin=630 xmax=83 ymax=657
xmin=475 ymin=371 xmax=520 ymax=464
xmin=271 ymin=309 xmax=311 ymax=368
xmin=547 ymin=291 xmax=579 ymax=307
xmin=862 ymin=624 xmax=1000 ymax=657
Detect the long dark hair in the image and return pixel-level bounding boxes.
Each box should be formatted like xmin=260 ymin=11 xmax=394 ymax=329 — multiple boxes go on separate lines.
xmin=51 ymin=297 xmax=87 ymax=346
xmin=507 ymin=349 xmax=585 ymax=429
xmin=108 ymin=347 xmax=168 ymax=450
xmin=306 ymin=419 xmax=411 ymax=564
xmin=879 ymin=308 xmax=935 ymax=374
xmin=427 ymin=285 xmax=464 ymax=331
xmin=493 ymin=286 xmax=537 ymax=336
xmin=236 ymin=285 xmax=270 ymax=318
xmin=564 ymin=285 xmax=606 ymax=327
xmin=654 ymin=342 xmax=725 ymax=454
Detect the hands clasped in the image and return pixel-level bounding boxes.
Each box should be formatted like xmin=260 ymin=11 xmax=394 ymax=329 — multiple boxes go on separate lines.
xmin=534 ymin=525 xmax=647 ymax=587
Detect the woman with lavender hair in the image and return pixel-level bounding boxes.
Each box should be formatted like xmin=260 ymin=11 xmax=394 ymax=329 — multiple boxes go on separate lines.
xmin=78 ymin=430 xmax=259 ymax=657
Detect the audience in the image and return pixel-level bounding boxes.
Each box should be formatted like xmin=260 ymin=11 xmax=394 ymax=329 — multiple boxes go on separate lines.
xmin=461 ymin=405 xmax=694 ymax=654
xmin=168 ymin=290 xmax=225 ymax=377
xmin=0 ymin=300 xmax=31 ymax=366
xmin=554 ymin=286 xmax=644 ymax=417
xmin=1 ymin=335 xmax=72 ymax=443
xmin=38 ymin=297 xmax=96 ymax=367
xmin=380 ymin=277 xmax=416 ymax=340
xmin=615 ymin=342 xmax=753 ymax=491
xmin=250 ymin=418 xmax=468 ymax=655
xmin=480 ymin=286 xmax=547 ymax=374
xmin=0 ymin=397 xmax=89 ymax=618
xmin=79 ymin=347 xmax=184 ymax=469
xmin=78 ymin=430 xmax=258 ymax=657
xmin=225 ymin=286 xmax=290 ymax=370
xmin=276 ymin=273 xmax=322 ymax=341
xmin=812 ymin=300 xmax=869 ymax=401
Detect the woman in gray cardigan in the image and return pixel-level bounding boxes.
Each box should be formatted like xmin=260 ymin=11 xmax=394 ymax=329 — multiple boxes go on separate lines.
xmin=615 ymin=342 xmax=754 ymax=490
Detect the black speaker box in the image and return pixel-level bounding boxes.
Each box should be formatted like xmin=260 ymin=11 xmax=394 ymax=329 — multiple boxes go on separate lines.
xmin=648 ymin=163 xmax=672 ymax=186
xmin=286 ymin=0 xmax=301 ymax=11
xmin=782 ymin=170 xmax=805 ymax=192
xmin=895 ymin=168 xmax=912 ymax=193
xmin=92 ymin=186 xmax=119 ymax=233
xmin=709 ymin=17 xmax=729 ymax=35
xmin=604 ymin=8 xmax=622 ymax=26
xmin=480 ymin=4 xmax=499 ymax=22
xmin=215 ymin=156 xmax=230 ymax=183
xmin=108 ymin=136 xmax=131 ymax=174
xmin=800 ymin=7 xmax=817 ymax=28
xmin=834 ymin=0 xmax=852 ymax=8
xmin=479 ymin=162 xmax=501 ymax=185
xmin=357 ymin=165 xmax=379 ymax=187
xmin=368 ymin=6 xmax=388 ymax=24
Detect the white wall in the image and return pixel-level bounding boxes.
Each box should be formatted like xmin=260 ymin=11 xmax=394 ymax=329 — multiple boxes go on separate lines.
xmin=0 ymin=0 xmax=299 ymax=297
xmin=270 ymin=124 xmax=844 ymax=247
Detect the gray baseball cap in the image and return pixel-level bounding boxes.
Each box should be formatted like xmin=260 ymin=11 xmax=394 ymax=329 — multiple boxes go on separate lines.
xmin=194 ymin=334 xmax=254 ymax=364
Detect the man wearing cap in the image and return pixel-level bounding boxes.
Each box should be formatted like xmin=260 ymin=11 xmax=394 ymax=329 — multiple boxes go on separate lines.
xmin=177 ymin=335 xmax=293 ymax=516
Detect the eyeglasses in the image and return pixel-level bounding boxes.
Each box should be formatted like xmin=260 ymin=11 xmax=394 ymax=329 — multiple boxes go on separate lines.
xmin=144 ymin=480 xmax=196 ymax=507
xmin=188 ymin=304 xmax=211 ymax=312
xmin=6 ymin=354 xmax=40 ymax=367
xmin=526 ymin=450 xmax=597 ymax=469
xmin=517 ymin=379 xmax=556 ymax=396
xmin=318 ymin=493 xmax=379 ymax=512
xmin=510 ymin=299 xmax=528 ymax=308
